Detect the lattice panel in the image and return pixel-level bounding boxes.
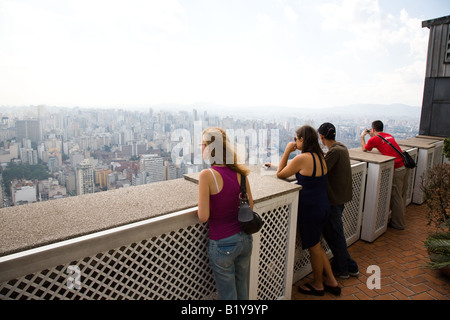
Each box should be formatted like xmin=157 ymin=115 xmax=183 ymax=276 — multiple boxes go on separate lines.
xmin=342 ymin=170 xmax=364 ymax=240
xmin=293 ymin=235 xmax=310 ymax=275
xmin=405 ymin=150 xmax=417 ymax=205
xmin=256 ymin=205 xmax=290 ymax=300
xmin=407 ymin=169 xmax=414 ymax=197
xmin=293 ymin=235 xmax=331 ymax=273
xmin=432 ymin=145 xmax=443 ymax=166
xmin=375 ymin=168 xmax=392 ymax=230
xmin=0 ymin=223 xmax=216 ymax=300
xmin=427 ymin=152 xmax=434 ymax=170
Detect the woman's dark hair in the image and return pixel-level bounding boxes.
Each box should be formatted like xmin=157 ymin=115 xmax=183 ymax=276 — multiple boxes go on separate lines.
xmin=371 ymin=120 xmax=384 ymax=132
xmin=296 ymin=125 xmax=324 ymax=157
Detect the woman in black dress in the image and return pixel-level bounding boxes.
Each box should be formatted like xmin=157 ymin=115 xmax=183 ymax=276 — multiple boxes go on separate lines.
xmin=277 ymin=125 xmax=341 ymax=296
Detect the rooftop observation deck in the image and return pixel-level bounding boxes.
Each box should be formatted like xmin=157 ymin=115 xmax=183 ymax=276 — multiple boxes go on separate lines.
xmin=293 ymin=203 xmax=450 ymax=300
xmin=0 ymin=135 xmax=448 ymax=302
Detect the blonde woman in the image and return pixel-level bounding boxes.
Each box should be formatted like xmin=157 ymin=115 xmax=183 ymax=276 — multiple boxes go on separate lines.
xmin=198 ymin=127 xmax=254 ymax=300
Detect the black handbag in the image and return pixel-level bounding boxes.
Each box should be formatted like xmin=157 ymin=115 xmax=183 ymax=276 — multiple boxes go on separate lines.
xmin=238 ymin=174 xmax=263 ymax=234
xmin=377 ymin=135 xmax=416 ymax=169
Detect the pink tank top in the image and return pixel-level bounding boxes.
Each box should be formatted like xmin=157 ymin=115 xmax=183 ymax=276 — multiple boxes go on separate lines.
xmin=208 ymin=166 xmax=242 ymax=240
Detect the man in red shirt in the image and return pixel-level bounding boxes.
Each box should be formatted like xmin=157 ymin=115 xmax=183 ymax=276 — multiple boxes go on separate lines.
xmin=361 ymin=120 xmax=409 ymax=230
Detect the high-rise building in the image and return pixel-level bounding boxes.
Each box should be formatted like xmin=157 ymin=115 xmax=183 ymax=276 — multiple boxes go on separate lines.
xmin=19 ymin=148 xmax=38 ymax=165
xmin=47 ymin=155 xmax=60 ymax=172
xmin=132 ymin=171 xmax=149 ymax=186
xmin=139 ymin=154 xmax=163 ymax=183
xmin=15 ymin=119 xmax=43 ymax=143
xmin=164 ymin=161 xmax=177 ymax=181
xmin=94 ymin=167 xmax=112 ymax=189
xmin=76 ymin=159 xmax=94 ymax=195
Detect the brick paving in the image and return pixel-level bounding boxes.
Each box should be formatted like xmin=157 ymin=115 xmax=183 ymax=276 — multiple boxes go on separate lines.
xmin=292 ymin=204 xmax=450 ymax=300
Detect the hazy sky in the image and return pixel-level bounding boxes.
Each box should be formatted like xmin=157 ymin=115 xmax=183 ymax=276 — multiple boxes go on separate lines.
xmin=0 ymin=0 xmax=448 ymax=109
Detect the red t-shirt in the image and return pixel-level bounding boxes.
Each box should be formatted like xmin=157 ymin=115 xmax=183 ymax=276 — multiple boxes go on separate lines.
xmin=365 ymin=132 xmax=404 ymax=169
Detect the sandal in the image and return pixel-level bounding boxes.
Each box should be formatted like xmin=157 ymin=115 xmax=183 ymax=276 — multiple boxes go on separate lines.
xmin=298 ymin=283 xmax=324 ymax=296
xmin=323 ymin=283 xmax=341 ymax=296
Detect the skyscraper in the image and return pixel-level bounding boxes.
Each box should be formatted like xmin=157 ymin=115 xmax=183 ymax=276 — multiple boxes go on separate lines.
xmin=15 ymin=119 xmax=43 ymax=144
xmin=76 ymin=159 xmax=94 ymax=195
xmin=139 ymin=154 xmax=163 ymax=183
xmin=94 ymin=167 xmax=112 ymax=190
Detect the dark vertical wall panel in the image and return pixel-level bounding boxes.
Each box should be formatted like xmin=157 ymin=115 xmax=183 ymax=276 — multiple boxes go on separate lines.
xmin=419 ymin=78 xmax=450 ymax=137
xmin=419 ymin=78 xmax=435 ymax=136
xmin=431 ymin=24 xmax=442 ymax=77
xmin=429 ymin=103 xmax=450 ymax=137
xmin=420 ymin=19 xmax=450 ymax=138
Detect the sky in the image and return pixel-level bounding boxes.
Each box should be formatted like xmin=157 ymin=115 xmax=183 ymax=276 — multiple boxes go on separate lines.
xmin=0 ymin=0 xmax=448 ymax=110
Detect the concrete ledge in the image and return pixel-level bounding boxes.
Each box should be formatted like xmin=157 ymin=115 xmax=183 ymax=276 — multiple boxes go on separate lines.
xmin=397 ymin=137 xmax=440 ymax=149
xmin=0 ymin=178 xmax=199 ymax=257
xmin=348 ymin=147 xmax=396 ymax=164
xmin=0 ymin=166 xmax=301 ymax=257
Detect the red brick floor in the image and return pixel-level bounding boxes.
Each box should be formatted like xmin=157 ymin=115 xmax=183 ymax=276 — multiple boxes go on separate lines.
xmin=292 ymin=204 xmax=450 ymax=300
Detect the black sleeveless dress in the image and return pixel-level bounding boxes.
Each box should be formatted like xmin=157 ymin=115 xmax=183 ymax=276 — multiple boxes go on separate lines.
xmin=295 ymin=152 xmax=330 ymax=249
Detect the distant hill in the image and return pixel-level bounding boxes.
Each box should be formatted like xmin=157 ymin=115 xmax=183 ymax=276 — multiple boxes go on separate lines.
xmin=319 ymin=104 xmax=421 ymax=118
xmin=152 ymin=102 xmax=421 ymax=120
xmin=1 ymin=103 xmax=421 ymax=121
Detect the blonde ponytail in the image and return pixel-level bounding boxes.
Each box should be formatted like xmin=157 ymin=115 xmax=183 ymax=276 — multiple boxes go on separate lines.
xmin=202 ymin=127 xmax=251 ymax=176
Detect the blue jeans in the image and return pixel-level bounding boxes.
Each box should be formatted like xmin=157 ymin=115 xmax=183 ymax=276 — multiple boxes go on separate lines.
xmin=322 ymin=204 xmax=358 ymax=274
xmin=208 ymin=232 xmax=253 ymax=300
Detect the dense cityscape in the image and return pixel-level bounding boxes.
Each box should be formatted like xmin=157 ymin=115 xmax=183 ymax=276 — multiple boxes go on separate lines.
xmin=0 ymin=104 xmax=420 ymax=208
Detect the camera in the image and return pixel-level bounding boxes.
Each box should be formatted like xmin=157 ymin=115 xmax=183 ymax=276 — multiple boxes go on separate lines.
xmin=366 ymin=129 xmax=370 ymax=133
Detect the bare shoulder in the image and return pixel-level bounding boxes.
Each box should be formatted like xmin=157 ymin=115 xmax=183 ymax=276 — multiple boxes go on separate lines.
xmin=294 ymin=153 xmax=309 ymax=163
xmin=281 ymin=154 xmax=306 ymax=174
xmin=199 ymin=169 xmax=212 ymax=181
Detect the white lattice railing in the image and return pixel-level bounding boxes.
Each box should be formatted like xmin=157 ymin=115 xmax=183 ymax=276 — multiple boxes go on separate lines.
xmin=0 ymin=186 xmax=300 ymax=300
xmin=251 ymin=192 xmax=299 ymax=300
xmin=0 ymin=208 xmax=214 ymax=300
xmin=360 ymin=159 xmax=395 ymax=242
xmin=397 ymin=137 xmax=443 ymax=205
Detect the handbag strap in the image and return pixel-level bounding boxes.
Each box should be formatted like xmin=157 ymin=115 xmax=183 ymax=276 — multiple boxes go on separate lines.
xmin=377 ymin=134 xmax=404 ymax=158
xmin=240 ymin=174 xmax=248 ymax=200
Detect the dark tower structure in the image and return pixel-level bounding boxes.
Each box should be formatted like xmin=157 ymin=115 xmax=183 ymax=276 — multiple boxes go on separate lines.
xmin=419 ymin=15 xmax=450 ymax=137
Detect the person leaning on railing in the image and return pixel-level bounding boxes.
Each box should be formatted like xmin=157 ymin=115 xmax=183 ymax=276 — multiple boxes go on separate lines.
xmin=275 ymin=125 xmax=341 ymax=297
xmin=360 ymin=120 xmax=409 ymax=230
xmin=197 ymin=127 xmax=253 ymax=300
xmin=318 ymin=122 xmax=359 ymax=279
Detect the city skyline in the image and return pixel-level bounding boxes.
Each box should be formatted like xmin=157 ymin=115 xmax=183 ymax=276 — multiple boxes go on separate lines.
xmin=0 ymin=103 xmax=420 ymax=207
xmin=0 ymin=0 xmax=448 ymax=110
xmin=0 ymin=102 xmax=422 ymax=121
